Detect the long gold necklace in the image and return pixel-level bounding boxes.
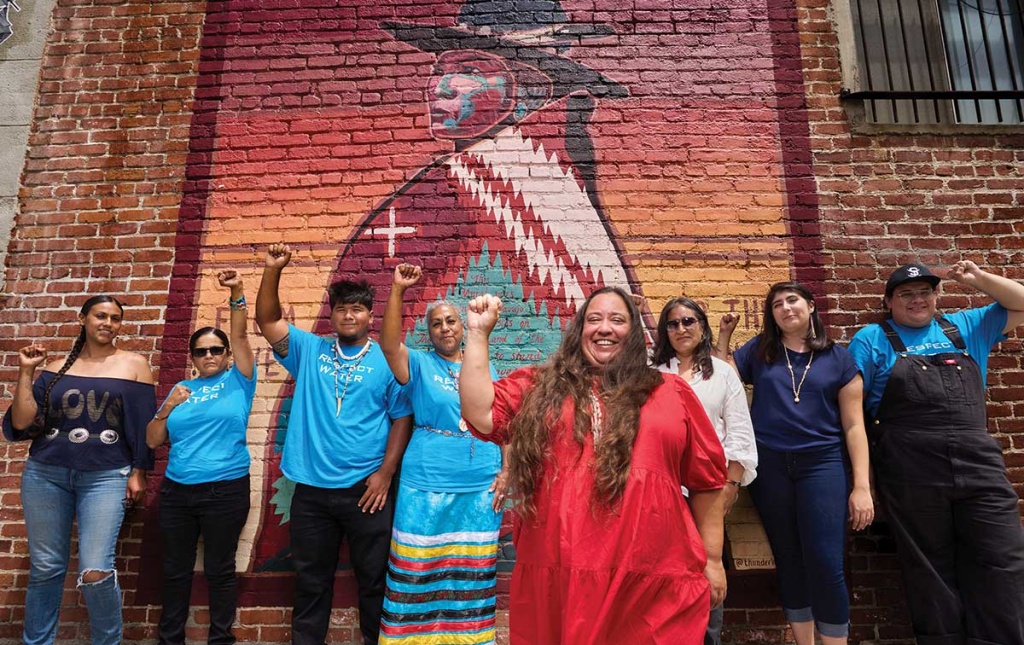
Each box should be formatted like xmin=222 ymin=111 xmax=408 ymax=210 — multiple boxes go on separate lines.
xmin=333 ymin=339 xmax=372 ymax=416
xmin=783 ymin=345 xmax=814 ymax=403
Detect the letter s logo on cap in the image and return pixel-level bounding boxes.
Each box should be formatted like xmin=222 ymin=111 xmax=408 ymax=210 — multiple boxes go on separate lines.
xmin=907 ymin=267 xmax=920 ymax=277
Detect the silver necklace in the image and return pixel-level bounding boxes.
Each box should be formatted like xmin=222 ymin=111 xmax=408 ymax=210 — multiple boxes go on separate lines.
xmin=440 ymin=352 xmax=474 ymax=456
xmin=332 ymin=339 xmax=372 ymax=416
xmin=783 ymin=345 xmax=814 ymax=403
xmin=443 ymin=351 xmax=463 ymax=392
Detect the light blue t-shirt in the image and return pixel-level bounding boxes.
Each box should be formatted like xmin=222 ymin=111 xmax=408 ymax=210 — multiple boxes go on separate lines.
xmin=275 ymin=325 xmax=412 ymax=488
xmin=848 ymin=303 xmax=1008 ymax=418
xmin=165 ymin=364 xmax=256 ymax=485
xmin=400 ymin=350 xmax=501 ymax=492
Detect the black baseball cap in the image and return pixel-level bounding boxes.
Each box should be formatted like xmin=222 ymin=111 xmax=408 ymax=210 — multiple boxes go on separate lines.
xmin=885 ymin=263 xmax=941 ymax=297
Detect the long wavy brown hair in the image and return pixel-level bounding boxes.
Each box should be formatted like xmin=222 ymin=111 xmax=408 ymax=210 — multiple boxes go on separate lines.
xmin=506 ymin=287 xmax=663 ymax=519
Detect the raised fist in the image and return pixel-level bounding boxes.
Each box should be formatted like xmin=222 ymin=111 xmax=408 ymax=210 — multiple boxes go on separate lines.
xmin=218 ymin=269 xmax=243 ymax=289
xmin=719 ymin=312 xmax=739 ymax=337
xmin=946 ymin=260 xmax=981 ymax=285
xmin=18 ymin=345 xmax=48 ymax=371
xmin=393 ymin=263 xmax=423 ymax=289
xmin=467 ymin=294 xmax=503 ymax=336
xmin=265 ymin=244 xmax=292 ymax=270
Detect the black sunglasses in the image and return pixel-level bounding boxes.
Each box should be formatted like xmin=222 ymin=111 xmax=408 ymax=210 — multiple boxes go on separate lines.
xmin=191 ymin=346 xmax=227 ymax=358
xmin=666 ymin=317 xmax=699 ymax=331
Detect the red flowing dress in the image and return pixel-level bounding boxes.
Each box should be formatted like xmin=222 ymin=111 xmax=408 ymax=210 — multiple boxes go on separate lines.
xmin=470 ymin=369 xmax=727 ymax=644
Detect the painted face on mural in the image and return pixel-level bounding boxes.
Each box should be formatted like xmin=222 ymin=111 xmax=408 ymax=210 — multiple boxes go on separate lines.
xmin=427 ymin=304 xmax=464 ymax=359
xmin=429 ymin=51 xmax=515 ymax=139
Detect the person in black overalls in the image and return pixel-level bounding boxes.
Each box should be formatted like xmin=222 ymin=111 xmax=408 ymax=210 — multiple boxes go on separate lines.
xmin=849 ymin=261 xmax=1024 ymax=645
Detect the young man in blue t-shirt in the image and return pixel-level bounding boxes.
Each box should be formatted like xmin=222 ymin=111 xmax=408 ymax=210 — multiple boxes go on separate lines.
xmin=256 ymin=244 xmax=413 ymax=645
xmin=848 ymin=260 xmax=1024 ymax=645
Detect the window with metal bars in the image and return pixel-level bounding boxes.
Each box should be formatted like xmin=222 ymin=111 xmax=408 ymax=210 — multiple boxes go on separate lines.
xmin=841 ymin=0 xmax=1024 ymax=125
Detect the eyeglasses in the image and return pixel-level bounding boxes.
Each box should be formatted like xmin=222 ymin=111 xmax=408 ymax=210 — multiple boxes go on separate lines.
xmin=191 ymin=346 xmax=227 ymax=358
xmin=894 ymin=288 xmax=935 ymax=303
xmin=666 ymin=317 xmax=699 ymax=331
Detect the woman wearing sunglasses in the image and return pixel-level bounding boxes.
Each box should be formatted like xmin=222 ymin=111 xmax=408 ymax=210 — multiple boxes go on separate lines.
xmin=652 ymin=297 xmax=757 ymax=645
xmin=718 ymin=282 xmax=872 ymax=645
xmin=146 ymin=270 xmax=256 ymax=645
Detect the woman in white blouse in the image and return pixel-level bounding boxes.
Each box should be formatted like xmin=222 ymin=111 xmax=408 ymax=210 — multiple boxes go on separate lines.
xmin=652 ymin=296 xmax=758 ymax=645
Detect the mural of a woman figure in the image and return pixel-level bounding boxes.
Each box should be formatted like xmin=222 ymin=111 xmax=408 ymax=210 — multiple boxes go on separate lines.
xmin=155 ymin=0 xmax=796 ymax=604
xmin=251 ymin=0 xmax=646 ymax=570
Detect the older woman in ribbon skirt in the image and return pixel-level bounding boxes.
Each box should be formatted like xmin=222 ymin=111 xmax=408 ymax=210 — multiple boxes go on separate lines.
xmin=378 ymin=263 xmax=509 ymax=645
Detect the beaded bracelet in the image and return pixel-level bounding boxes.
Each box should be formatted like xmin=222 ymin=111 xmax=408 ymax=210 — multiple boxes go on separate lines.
xmin=229 ymin=295 xmax=247 ymax=311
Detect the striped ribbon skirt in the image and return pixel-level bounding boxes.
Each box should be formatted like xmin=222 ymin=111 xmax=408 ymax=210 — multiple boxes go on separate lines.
xmin=379 ymin=483 xmax=502 ymax=645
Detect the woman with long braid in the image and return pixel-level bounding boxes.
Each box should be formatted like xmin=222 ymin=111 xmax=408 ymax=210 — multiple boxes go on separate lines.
xmin=4 ymin=295 xmax=156 ymax=645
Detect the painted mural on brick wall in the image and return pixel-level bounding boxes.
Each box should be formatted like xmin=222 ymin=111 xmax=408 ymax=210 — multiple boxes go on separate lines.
xmin=0 ymin=0 xmax=19 ymax=46
xmin=150 ymin=0 xmax=802 ymax=604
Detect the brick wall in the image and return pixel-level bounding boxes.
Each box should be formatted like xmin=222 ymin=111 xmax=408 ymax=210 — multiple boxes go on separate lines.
xmin=0 ymin=0 xmax=207 ymax=641
xmin=0 ymin=0 xmax=1021 ymax=643
xmin=797 ymin=0 xmax=1024 ymax=642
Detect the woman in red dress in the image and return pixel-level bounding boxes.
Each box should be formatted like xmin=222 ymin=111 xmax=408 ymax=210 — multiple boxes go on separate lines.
xmin=460 ymin=286 xmax=729 ymax=644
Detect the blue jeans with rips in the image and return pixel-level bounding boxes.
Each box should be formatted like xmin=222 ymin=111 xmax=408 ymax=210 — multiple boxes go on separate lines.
xmin=21 ymin=458 xmax=130 ymax=645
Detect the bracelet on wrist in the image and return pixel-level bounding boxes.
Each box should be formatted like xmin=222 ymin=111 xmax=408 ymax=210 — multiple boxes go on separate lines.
xmin=725 ymin=479 xmax=742 ymax=488
xmin=153 ymin=411 xmax=169 ymax=421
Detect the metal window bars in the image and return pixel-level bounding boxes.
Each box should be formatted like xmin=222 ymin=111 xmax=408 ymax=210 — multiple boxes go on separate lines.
xmin=842 ymin=0 xmax=1024 ymax=125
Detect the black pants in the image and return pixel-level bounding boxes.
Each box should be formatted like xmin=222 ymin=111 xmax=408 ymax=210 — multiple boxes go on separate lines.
xmin=875 ymin=430 xmax=1024 ymax=645
xmin=870 ymin=338 xmax=1024 ymax=645
xmin=290 ymin=482 xmax=393 ymax=645
xmin=158 ymin=475 xmax=251 ymax=645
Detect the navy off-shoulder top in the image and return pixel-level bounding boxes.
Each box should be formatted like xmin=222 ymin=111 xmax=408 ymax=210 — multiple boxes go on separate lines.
xmin=2 ymin=372 xmax=156 ymax=471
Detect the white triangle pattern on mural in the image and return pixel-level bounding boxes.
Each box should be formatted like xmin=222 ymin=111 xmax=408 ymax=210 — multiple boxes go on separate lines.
xmin=446 ymin=126 xmax=630 ymax=311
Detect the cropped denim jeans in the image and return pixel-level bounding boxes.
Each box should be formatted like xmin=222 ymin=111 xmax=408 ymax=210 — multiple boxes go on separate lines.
xmin=21 ymin=458 xmax=130 ymax=645
xmin=747 ymin=444 xmax=850 ymax=638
